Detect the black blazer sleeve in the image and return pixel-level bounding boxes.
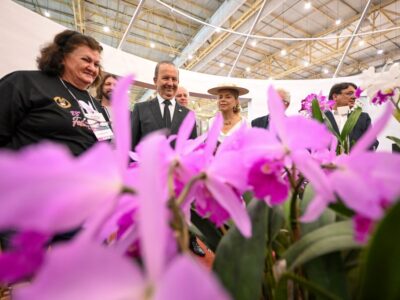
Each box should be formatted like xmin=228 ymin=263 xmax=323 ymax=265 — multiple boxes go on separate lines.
xmin=251 ymin=115 xmax=269 ymax=129
xmin=131 ymin=104 xmax=142 ymax=151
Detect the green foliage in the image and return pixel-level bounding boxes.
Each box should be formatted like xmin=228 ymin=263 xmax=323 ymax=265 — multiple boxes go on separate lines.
xmin=340 ymin=108 xmax=361 ymax=141
xmin=358 ymin=202 xmax=400 ymax=300
xmin=283 ymin=221 xmax=361 ymax=270
xmin=213 ymin=199 xmax=268 ymax=300
xmin=311 ymin=99 xmax=324 ymax=123
xmin=300 ymin=185 xmax=350 ymax=300
xmin=276 ymin=272 xmax=341 ymax=300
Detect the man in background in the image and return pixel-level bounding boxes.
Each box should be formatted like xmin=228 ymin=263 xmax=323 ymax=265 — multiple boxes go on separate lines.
xmin=96 ymin=74 xmax=118 ymax=122
xmin=131 ymin=61 xmax=197 ymax=150
xmin=325 ymin=82 xmax=378 ymax=150
xmin=176 ymin=86 xmax=189 ymax=108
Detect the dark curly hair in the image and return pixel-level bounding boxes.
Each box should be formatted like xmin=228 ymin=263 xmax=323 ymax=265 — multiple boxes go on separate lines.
xmin=37 ymin=30 xmax=103 ymax=87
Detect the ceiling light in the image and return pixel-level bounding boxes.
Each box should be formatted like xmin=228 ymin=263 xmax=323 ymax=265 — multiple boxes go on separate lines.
xmin=280 ymin=49 xmax=287 ymax=56
xmin=268 ymin=77 xmax=274 ymax=80
xmin=150 ymin=42 xmax=156 ymax=48
xmin=323 ymin=68 xmax=329 ymax=74
xmin=245 ymin=67 xmax=251 ymax=72
xmin=215 ymin=27 xmax=221 ymax=33
xmin=103 ymin=26 xmax=110 ymax=33
xmin=188 ymin=54 xmax=193 ymax=60
xmin=304 ymin=2 xmax=312 ymax=10
xmin=168 ymin=53 xmax=174 ymax=58
xmin=377 ymin=49 xmax=384 ymax=55
xmin=44 ymin=11 xmax=51 ymax=17
xmin=219 ymin=62 xmax=225 ymax=67
xmin=303 ymin=61 xmax=310 ymax=67
xmin=358 ymin=40 xmax=365 ymax=46
xmin=250 ymin=40 xmax=257 ymax=47
xmin=335 ymin=19 xmax=341 ymax=26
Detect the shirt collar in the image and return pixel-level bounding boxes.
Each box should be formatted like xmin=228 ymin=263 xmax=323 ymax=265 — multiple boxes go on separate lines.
xmin=157 ymin=94 xmax=176 ymax=106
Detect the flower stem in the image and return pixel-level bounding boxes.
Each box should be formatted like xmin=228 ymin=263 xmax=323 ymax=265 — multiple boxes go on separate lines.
xmin=169 ymin=172 xmax=207 ymax=253
xmin=176 ymin=172 xmax=207 ymax=206
xmin=121 ymin=186 xmax=136 ymax=195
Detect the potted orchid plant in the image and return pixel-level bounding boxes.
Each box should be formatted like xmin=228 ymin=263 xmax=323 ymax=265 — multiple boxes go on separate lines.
xmin=0 ymin=75 xmax=399 ymax=300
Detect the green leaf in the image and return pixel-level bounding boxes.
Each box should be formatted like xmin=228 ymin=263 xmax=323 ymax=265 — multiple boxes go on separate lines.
xmin=312 ymin=99 xmax=324 ymax=123
xmin=358 ymin=202 xmax=400 ymax=300
xmin=340 ymin=108 xmax=362 ymax=141
xmin=300 ymin=185 xmax=350 ymax=300
xmin=290 ymin=235 xmax=360 ymax=271
xmin=190 ymin=210 xmax=222 ymax=252
xmin=242 ymin=191 xmax=253 ymax=205
xmin=283 ymin=221 xmax=360 ymax=269
xmin=276 ymin=272 xmax=341 ymax=300
xmin=213 ymin=199 xmax=268 ymax=300
xmin=267 ymin=205 xmax=285 ymax=246
xmin=387 ymin=135 xmax=400 ymax=147
xmin=323 ymin=113 xmax=341 ymax=140
xmin=328 ymin=202 xmax=355 ymax=218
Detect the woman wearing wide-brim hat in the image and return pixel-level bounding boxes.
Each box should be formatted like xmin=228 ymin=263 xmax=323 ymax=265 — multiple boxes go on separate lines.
xmin=208 ymin=83 xmax=249 ymax=143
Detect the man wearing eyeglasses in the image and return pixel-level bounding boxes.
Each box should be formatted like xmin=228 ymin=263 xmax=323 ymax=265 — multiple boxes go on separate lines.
xmin=325 ymin=82 xmax=378 ymax=150
xmin=251 ymin=88 xmax=290 ymax=129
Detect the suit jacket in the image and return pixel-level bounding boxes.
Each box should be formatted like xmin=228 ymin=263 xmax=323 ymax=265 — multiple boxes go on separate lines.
xmin=324 ymin=110 xmax=379 ymax=150
xmin=131 ymin=97 xmax=197 ymax=150
xmin=251 ymin=115 xmax=269 ymax=129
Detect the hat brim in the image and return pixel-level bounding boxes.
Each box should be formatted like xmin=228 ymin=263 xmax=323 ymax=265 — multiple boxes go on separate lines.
xmin=208 ymin=85 xmax=249 ymax=96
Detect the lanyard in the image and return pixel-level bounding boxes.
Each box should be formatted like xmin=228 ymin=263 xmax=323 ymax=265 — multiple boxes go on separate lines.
xmin=59 ymin=78 xmax=99 ymax=114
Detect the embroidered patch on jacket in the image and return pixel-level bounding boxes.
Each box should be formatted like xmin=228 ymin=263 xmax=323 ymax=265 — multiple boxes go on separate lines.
xmin=53 ymin=96 xmax=72 ymax=109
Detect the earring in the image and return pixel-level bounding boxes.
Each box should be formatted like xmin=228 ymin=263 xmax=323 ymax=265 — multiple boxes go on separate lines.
xmin=233 ymin=104 xmax=241 ymax=113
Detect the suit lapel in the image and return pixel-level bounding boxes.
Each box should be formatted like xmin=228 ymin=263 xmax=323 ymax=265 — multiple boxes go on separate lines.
xmin=149 ymin=98 xmax=164 ymax=129
xmin=171 ymin=104 xmax=185 ymax=133
xmin=325 ymin=111 xmax=340 ymax=134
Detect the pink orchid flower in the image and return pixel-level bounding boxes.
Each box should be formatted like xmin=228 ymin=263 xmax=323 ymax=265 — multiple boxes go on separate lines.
xmin=295 ymin=103 xmax=400 ymax=242
xmin=14 ymin=132 xmax=230 ymax=300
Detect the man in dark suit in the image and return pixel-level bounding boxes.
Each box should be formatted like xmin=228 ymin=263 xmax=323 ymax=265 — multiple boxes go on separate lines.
xmin=251 ymin=88 xmax=290 ymax=129
xmin=325 ymin=82 xmax=378 ymax=150
xmin=131 ymin=61 xmax=196 ymax=150
xmin=130 ymin=62 xmax=203 ymax=256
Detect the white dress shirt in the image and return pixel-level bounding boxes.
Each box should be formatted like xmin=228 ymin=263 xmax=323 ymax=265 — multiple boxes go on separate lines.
xmin=157 ymin=94 xmax=176 ymax=119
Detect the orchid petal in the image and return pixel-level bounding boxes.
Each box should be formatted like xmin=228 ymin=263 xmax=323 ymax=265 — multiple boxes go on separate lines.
xmin=209 ymin=151 xmax=249 ymax=192
xmin=136 ymin=133 xmax=170 ymax=282
xmin=330 ymin=171 xmax=383 ymax=220
xmin=267 ymin=85 xmax=286 ymax=137
xmin=13 ymin=240 xmax=144 ymax=300
xmin=292 ymin=151 xmax=335 ymax=201
xmin=351 ymin=103 xmax=393 ymax=154
xmin=206 ymin=178 xmax=251 ymax=238
xmin=301 ymin=195 xmax=330 ymax=222
xmin=204 ymin=113 xmax=223 ymax=160
xmin=283 ymin=117 xmax=333 ymax=151
xmin=175 ymin=111 xmax=196 ymax=153
xmin=111 ymin=75 xmax=135 ymax=174
xmin=154 ymin=255 xmax=230 ymax=300
xmin=0 ymin=143 xmax=121 ymax=233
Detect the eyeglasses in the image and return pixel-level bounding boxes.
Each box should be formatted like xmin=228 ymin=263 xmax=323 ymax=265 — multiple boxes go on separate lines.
xmin=340 ymin=91 xmax=355 ymax=97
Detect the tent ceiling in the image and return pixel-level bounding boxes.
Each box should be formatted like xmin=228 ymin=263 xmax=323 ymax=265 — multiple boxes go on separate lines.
xmin=12 ymin=0 xmax=400 ymax=115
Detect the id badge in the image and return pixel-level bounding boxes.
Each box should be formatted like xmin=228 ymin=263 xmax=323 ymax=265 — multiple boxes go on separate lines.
xmin=86 ymin=112 xmax=114 ymax=141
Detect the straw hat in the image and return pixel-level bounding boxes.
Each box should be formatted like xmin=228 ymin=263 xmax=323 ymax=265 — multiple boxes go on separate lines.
xmin=207 ymin=83 xmax=249 ymax=96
